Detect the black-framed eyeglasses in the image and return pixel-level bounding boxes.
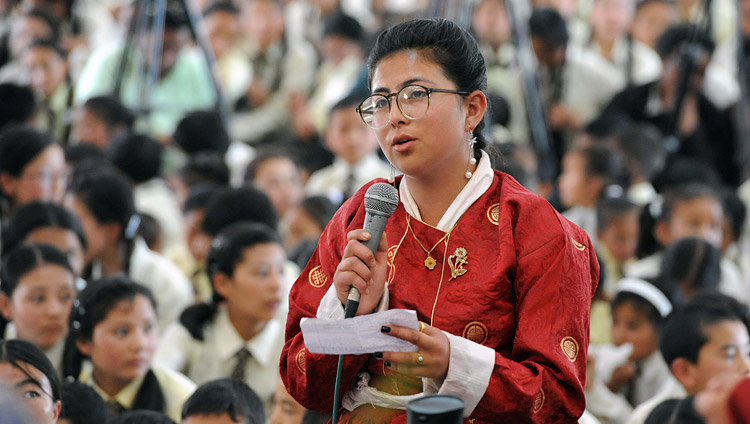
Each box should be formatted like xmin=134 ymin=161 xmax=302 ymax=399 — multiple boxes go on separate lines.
xmin=356 ymin=84 xmax=471 ymax=129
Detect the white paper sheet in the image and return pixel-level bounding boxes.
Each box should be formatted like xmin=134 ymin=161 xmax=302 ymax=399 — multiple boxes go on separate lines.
xmin=301 ymin=309 xmax=420 ymax=354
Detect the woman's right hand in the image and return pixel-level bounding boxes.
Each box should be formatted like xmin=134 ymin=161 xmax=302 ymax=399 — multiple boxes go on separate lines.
xmin=333 ymin=229 xmax=389 ymax=316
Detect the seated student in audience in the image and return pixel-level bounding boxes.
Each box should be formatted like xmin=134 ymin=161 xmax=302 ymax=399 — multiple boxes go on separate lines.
xmin=202 ymin=2 xmax=250 ymax=108
xmin=586 ymin=277 xmax=673 ymax=423
xmin=156 ymin=223 xmax=286 ymax=414
xmin=579 ymin=0 xmax=662 ymax=87
xmin=165 ymin=183 xmax=222 ymax=303
xmin=230 ymin=0 xmax=316 ymax=145
xmin=558 ymin=144 xmax=622 ymax=239
xmin=283 ymin=196 xmax=336 ymax=270
xmin=20 ymin=38 xmax=74 ymax=143
xmin=114 ymin=410 xmax=176 ymax=424
xmin=0 ymin=244 xmax=76 ymax=374
xmin=0 ymin=339 xmax=62 ymax=424
xmin=168 ymin=152 xmax=230 ymax=210
xmin=630 ymin=0 xmax=678 ymax=49
xmin=270 ymin=375 xmax=305 ymax=424
xmin=630 ymin=183 xmax=747 ymax=305
xmin=719 ymin=189 xmax=748 ymax=278
xmin=244 ymin=148 xmax=304 ymax=222
xmin=3 ymin=201 xmax=87 ymax=276
xmin=65 ymin=167 xmax=193 ymax=331
xmin=74 ymin=0 xmax=216 ymax=140
xmin=305 ymin=91 xmax=390 ymax=206
xmin=629 ymin=293 xmax=750 ymax=424
xmin=596 ymin=196 xmax=641 ymax=299
xmin=181 ymin=378 xmax=265 ymax=424
xmin=0 ymin=126 xmax=67 ymax=221
xmin=288 ymin=11 xmax=366 ymax=139
xmin=658 ymin=237 xmax=722 ymax=302
xmin=59 ymin=379 xmax=110 ymax=424
xmin=63 ymin=276 xmax=196 ymax=422
xmin=72 ymin=95 xmax=134 ymax=149
xmin=0 ymin=8 xmax=59 ymax=84
xmin=0 ymin=83 xmax=37 ymax=132
xmin=592 ymin=25 xmax=739 ymax=187
xmin=109 ymin=132 xmax=183 ymax=252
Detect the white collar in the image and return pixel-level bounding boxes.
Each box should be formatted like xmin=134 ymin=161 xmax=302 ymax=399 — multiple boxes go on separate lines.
xmin=215 ymin=306 xmax=283 ymax=367
xmin=400 ymin=150 xmax=494 ymax=231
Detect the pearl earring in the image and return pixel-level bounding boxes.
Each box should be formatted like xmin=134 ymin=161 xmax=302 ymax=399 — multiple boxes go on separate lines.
xmin=388 ymin=163 xmax=396 ymax=184
xmin=465 ymin=132 xmax=477 ymax=180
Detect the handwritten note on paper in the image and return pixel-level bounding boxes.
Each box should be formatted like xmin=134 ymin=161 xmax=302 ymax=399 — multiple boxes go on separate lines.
xmin=301 ymin=309 xmax=420 ymax=355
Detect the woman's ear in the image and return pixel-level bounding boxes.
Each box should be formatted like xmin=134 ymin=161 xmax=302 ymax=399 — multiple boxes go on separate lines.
xmin=75 ymin=338 xmax=92 ymax=357
xmin=671 ymin=357 xmax=697 ymax=393
xmin=464 ymin=91 xmax=488 ymax=133
xmin=51 ymin=400 xmax=62 ymax=421
xmin=0 ymin=173 xmax=18 ymax=198
xmin=0 ymin=293 xmax=12 ymax=320
xmin=213 ymin=272 xmax=232 ymax=299
xmin=654 ymin=220 xmax=672 ymax=247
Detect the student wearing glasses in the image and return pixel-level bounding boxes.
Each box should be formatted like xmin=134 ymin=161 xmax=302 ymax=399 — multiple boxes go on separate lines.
xmin=281 ymin=18 xmax=599 ymax=423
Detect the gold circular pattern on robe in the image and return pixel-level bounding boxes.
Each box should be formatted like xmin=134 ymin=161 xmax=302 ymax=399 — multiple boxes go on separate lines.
xmin=533 ymin=388 xmax=545 ymax=414
xmin=462 ymin=321 xmax=488 ymax=345
xmin=571 ymin=238 xmax=586 ymax=251
xmin=560 ymin=336 xmax=579 ymax=362
xmin=296 ymin=349 xmax=306 ymax=374
xmin=486 ymin=203 xmax=500 ymax=226
xmin=308 ymin=265 xmax=328 ymax=288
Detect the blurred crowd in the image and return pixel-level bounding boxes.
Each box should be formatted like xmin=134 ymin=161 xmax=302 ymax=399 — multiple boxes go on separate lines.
xmin=1 ymin=0 xmax=750 ymax=422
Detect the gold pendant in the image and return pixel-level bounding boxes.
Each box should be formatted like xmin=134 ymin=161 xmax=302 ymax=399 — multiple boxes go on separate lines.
xmin=448 ymin=247 xmax=468 ymax=280
xmin=424 ymin=254 xmax=437 ymax=270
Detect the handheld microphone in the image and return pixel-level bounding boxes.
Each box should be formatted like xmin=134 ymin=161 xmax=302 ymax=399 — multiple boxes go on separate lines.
xmin=344 ymin=182 xmax=399 ymax=318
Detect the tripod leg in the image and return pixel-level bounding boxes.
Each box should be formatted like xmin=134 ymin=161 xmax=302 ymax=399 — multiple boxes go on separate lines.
xmin=113 ymin=0 xmax=145 ymax=97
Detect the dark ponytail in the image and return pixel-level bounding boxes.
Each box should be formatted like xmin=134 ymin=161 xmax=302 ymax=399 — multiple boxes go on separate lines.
xmin=179 ymin=222 xmax=282 ymax=340
xmin=62 ymin=275 xmax=163 ymax=415
xmin=367 ymin=18 xmax=489 ymax=157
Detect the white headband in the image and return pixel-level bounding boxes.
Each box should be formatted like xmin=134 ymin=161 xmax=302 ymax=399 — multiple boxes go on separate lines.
xmin=615 ymin=278 xmax=673 ymax=318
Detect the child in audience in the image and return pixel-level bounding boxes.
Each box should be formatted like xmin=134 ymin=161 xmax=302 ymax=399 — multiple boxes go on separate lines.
xmin=270 ymin=375 xmax=306 ymax=424
xmin=305 ymin=91 xmax=390 ymax=206
xmin=0 ymin=126 xmax=67 ymax=218
xmin=283 ymin=196 xmax=336 ymax=269
xmin=0 ymin=243 xmax=76 ymax=373
xmin=244 ymin=148 xmax=304 ymax=221
xmin=0 ymin=339 xmax=62 ymax=424
xmin=596 ymin=196 xmax=641 ymax=298
xmin=3 ymin=201 xmax=87 ymax=276
xmin=629 ymin=183 xmax=747 ymax=305
xmin=59 ymin=379 xmax=110 ymax=424
xmin=156 ymin=223 xmax=286 ymax=414
xmin=181 ymin=378 xmax=265 ymax=424
xmin=168 ymin=153 xmax=230 ymax=209
xmin=73 ymin=95 xmax=134 ymax=149
xmin=63 ymin=276 xmax=196 ymax=422
xmin=65 ymin=167 xmax=193 ymax=331
xmin=612 ymin=123 xmax=664 ymax=206
xmin=20 ymin=38 xmax=73 ymax=142
xmin=586 ymin=277 xmax=673 ymax=423
xmin=559 ymin=144 xmax=622 ymax=239
xmin=109 ymin=132 xmax=183 ymax=251
xmin=629 ymin=293 xmax=750 ymax=423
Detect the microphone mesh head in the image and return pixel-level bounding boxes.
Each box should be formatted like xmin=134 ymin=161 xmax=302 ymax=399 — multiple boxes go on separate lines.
xmin=364 ymin=183 xmax=399 ymax=216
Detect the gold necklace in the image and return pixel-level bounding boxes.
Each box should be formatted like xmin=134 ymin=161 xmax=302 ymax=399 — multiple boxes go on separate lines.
xmin=405 ymin=214 xmax=450 ymax=270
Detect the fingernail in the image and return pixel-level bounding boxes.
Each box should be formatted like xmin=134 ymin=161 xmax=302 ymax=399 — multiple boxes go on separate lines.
xmin=370 ymin=260 xmax=376 ymax=268
xmin=381 ymin=326 xmax=391 ymax=333
xmin=363 ymin=231 xmax=371 ymax=239
xmin=374 ymin=352 xmax=383 ymax=359
xmin=384 ymin=361 xmax=391 ymax=367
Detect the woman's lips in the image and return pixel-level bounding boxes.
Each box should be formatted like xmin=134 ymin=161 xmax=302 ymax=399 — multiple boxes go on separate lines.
xmin=392 ymin=136 xmax=415 ymax=153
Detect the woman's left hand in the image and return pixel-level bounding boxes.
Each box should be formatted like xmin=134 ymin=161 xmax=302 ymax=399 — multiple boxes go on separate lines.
xmin=376 ymin=322 xmax=450 ymax=380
